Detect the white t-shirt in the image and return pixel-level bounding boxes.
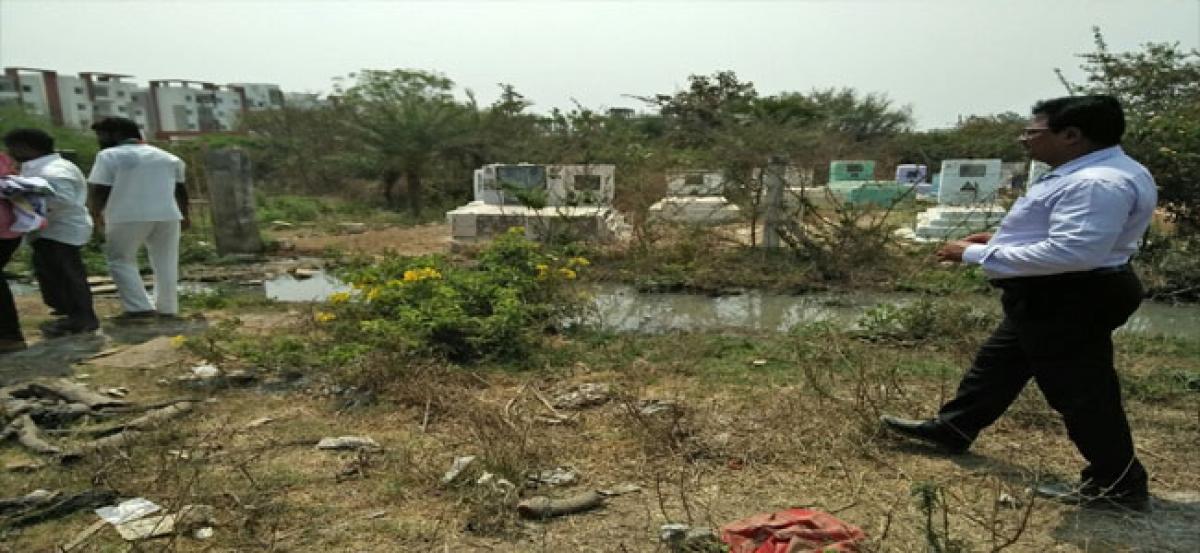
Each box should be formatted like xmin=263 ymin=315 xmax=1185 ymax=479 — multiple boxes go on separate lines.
xmin=88 ymin=143 xmax=185 ymax=224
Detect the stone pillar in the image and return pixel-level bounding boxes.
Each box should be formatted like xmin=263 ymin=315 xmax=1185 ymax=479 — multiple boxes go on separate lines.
xmin=761 ymin=156 xmax=788 ymax=248
xmin=205 ymin=148 xmax=264 ymax=255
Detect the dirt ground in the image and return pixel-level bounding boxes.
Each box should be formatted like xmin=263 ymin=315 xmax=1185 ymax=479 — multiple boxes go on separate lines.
xmin=2 ymin=302 xmax=1197 ymax=552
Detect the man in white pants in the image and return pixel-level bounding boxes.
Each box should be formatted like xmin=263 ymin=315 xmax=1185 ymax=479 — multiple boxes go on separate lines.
xmin=88 ymin=117 xmax=190 ymax=321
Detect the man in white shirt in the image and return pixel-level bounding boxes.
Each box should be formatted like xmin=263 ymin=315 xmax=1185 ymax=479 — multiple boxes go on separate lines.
xmin=87 ymin=117 xmax=190 ymax=320
xmin=881 ymin=96 xmax=1156 ymax=512
xmin=3 ymin=128 xmax=98 ymax=337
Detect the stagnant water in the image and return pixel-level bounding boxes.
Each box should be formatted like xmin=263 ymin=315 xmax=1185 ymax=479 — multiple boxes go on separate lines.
xmin=256 ymin=272 xmax=1199 ymax=340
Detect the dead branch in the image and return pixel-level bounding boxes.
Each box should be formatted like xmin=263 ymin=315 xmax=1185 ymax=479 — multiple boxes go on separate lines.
xmin=517 ymin=491 xmax=605 ymax=519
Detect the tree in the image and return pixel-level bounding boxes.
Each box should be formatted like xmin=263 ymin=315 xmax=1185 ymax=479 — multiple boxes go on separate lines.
xmin=1058 ymin=28 xmax=1200 ymax=232
xmin=335 ymin=69 xmax=475 ymax=215
xmin=805 ymin=87 xmax=914 ymax=142
xmin=894 ymin=112 xmax=1026 ymax=166
xmin=641 ymin=70 xmax=759 ymax=148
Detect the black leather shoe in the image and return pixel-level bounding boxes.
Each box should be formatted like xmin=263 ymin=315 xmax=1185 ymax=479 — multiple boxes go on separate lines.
xmin=40 ymin=318 xmax=100 ymax=338
xmin=1034 ymin=482 xmax=1151 ymax=513
xmin=880 ymin=415 xmax=970 ymax=454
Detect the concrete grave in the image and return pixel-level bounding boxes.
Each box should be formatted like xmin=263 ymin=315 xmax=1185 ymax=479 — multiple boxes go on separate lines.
xmin=899 ymin=158 xmax=1007 ymax=242
xmin=649 ymin=169 xmax=740 ymax=224
xmin=450 ymin=163 xmax=626 ymax=242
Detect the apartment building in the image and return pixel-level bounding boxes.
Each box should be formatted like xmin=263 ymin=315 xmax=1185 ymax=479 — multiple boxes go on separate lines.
xmin=1 ymin=67 xmax=309 ymax=139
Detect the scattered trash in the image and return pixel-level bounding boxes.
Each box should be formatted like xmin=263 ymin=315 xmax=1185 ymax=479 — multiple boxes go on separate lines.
xmin=476 ymin=472 xmax=516 ymax=492
xmin=293 ymin=268 xmax=321 ymax=279
xmin=720 ymin=508 xmax=866 ymax=553
xmin=441 ymin=455 xmax=477 ymax=484
xmin=271 ymin=220 xmax=294 ymax=229
xmin=113 ymin=504 xmax=215 ymax=541
xmin=364 ymin=510 xmax=388 ymax=520
xmin=315 ymin=436 xmax=381 ymax=452
xmin=752 ymin=359 xmax=768 ymax=367
xmin=660 ymin=523 xmax=718 ymax=550
xmin=637 ymin=399 xmax=677 ymax=416
xmin=95 ymin=497 xmax=161 ymax=525
xmin=191 ymin=364 xmax=220 ymax=379
xmin=194 ymin=526 xmax=215 ymax=539
xmin=552 ymin=383 xmax=612 ymax=409
xmin=517 ymin=491 xmax=605 ymax=519
xmin=103 ymin=387 xmax=130 ymax=398
xmin=996 ymin=492 xmax=1023 ymax=509
xmin=244 ymin=416 xmax=275 ymax=429
xmin=597 ymin=483 xmax=642 ymax=497
xmin=660 ymin=523 xmax=692 ymax=542
xmin=527 ymin=467 xmax=578 ymax=487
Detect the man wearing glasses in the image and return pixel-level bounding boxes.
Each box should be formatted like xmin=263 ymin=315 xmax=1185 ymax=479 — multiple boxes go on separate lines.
xmin=882 ymin=95 xmax=1157 ymax=512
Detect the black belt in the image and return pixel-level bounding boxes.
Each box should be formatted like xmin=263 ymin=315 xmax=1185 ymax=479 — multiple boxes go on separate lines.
xmin=990 ymin=264 xmax=1132 ymax=288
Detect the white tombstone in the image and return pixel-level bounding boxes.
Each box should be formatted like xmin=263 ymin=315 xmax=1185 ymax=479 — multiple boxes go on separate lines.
xmin=665 ymin=170 xmax=725 ymax=197
xmin=451 ymin=163 xmax=625 ymax=242
xmin=900 ymin=158 xmax=1007 ymax=242
xmin=937 ymin=159 xmax=1003 ymax=205
xmin=473 ymin=163 xmax=546 ymax=205
xmin=545 ymin=164 xmax=616 ymax=206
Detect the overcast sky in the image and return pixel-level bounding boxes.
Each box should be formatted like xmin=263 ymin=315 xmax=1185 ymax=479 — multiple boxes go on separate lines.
xmin=2 ymin=0 xmax=1197 ymax=128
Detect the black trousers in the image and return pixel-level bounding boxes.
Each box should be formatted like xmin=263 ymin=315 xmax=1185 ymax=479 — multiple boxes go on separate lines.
xmin=936 ymin=268 xmax=1148 ymax=493
xmin=1 ymin=237 xmax=23 ymax=341
xmin=31 ymin=238 xmax=97 ymax=328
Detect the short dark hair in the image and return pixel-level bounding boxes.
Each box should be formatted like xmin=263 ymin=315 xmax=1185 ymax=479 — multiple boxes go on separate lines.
xmin=1032 ymin=95 xmax=1125 ymax=147
xmin=2 ymin=128 xmax=55 ymax=154
xmin=90 ymin=117 xmax=143 ymax=140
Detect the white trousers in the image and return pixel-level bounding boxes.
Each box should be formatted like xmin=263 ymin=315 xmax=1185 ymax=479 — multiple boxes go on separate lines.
xmin=105 ymin=221 xmax=180 ymax=315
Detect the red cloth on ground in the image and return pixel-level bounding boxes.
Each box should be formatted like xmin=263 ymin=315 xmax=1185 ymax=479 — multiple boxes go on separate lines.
xmin=720 ymin=508 xmax=867 ymax=553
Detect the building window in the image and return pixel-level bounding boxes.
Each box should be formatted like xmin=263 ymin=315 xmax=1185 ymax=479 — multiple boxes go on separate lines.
xmin=185 ymin=95 xmax=192 ymax=101
xmin=21 ymin=85 xmax=31 ymax=92
xmin=78 ymin=103 xmax=87 ymax=110
xmin=74 ymin=87 xmax=83 ymax=94
xmin=118 ymin=105 xmax=127 ymax=112
xmin=117 ymin=90 xmax=125 ymax=97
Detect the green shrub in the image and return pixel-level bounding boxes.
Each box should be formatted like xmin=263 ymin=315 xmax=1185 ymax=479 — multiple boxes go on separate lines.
xmin=855 ymin=298 xmax=994 ymax=344
xmin=323 ymin=228 xmax=590 ymax=363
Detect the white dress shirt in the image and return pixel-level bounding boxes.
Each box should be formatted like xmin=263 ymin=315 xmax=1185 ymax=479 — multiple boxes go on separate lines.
xmin=962 ymin=146 xmax=1157 ymax=279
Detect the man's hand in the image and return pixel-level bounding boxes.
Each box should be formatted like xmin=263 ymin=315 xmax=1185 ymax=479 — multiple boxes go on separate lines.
xmin=935 ymin=240 xmax=972 ymax=263
xmin=962 ymin=232 xmax=992 ymax=244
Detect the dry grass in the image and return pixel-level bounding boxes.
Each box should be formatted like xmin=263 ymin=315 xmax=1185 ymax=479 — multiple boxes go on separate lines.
xmin=1 ymin=304 xmax=1197 ymax=552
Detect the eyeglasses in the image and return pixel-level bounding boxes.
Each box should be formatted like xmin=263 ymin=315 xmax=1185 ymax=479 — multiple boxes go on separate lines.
xmin=1020 ymin=127 xmax=1053 ymax=138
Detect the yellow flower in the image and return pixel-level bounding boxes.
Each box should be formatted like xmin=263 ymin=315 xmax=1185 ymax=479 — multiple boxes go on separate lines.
xmin=314 ymin=311 xmax=337 ymax=323
xmin=366 ymin=287 xmax=381 ymax=302
xmin=169 ymin=335 xmax=186 ymax=348
xmin=535 ymin=263 xmax=550 ymax=280
xmin=567 ymin=256 xmax=590 ymax=268
xmin=403 ymin=267 xmax=442 ymax=282
xmin=328 ymin=291 xmax=351 ymax=305
xmin=558 ymin=267 xmax=577 ymax=280
xmin=385 ymin=279 xmax=403 ymax=288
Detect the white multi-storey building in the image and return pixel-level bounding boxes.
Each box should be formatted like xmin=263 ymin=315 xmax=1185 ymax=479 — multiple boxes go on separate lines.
xmin=230 ymin=83 xmax=284 ymax=110
xmin=2 ymin=66 xmax=308 ymax=138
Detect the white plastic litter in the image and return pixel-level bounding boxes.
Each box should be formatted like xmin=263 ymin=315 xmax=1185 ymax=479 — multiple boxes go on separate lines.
xmin=95 ymin=497 xmax=162 ymax=525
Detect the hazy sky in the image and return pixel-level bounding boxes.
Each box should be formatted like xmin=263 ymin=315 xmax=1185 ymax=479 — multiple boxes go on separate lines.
xmin=2 ymin=0 xmax=1198 ymax=128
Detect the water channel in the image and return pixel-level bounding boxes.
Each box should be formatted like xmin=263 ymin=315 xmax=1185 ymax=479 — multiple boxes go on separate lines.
xmin=255 ymin=271 xmax=1199 ymax=340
